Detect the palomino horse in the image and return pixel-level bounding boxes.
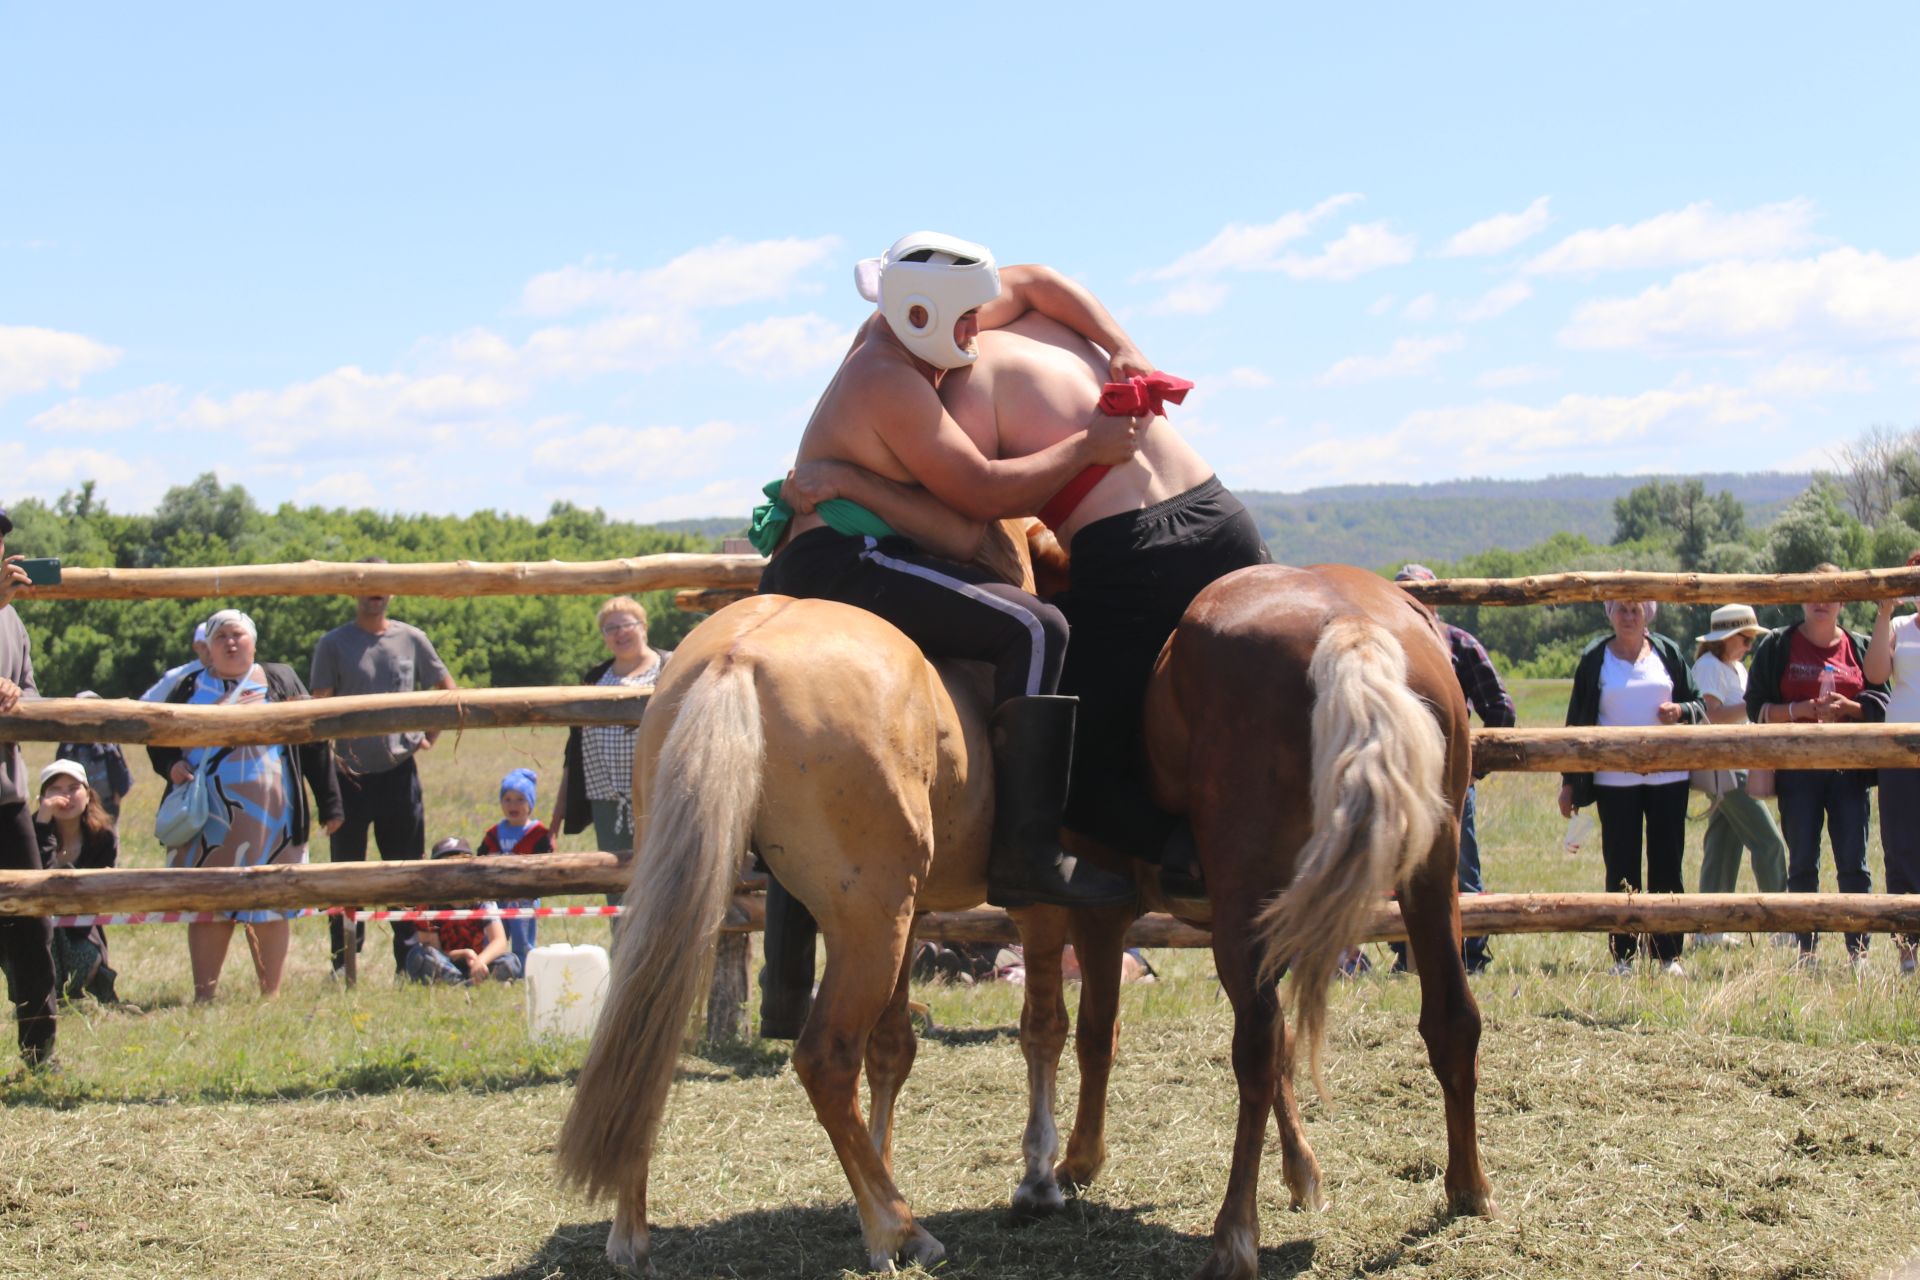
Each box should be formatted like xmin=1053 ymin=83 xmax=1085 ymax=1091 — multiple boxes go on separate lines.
xmin=555 ymin=586 xmax=1012 ymax=1272
xmin=1008 ymin=562 xmax=1495 ymax=1280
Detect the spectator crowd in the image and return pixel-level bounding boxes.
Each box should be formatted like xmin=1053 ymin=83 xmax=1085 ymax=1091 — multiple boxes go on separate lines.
xmin=4 ymin=496 xmax=1919 ymax=1078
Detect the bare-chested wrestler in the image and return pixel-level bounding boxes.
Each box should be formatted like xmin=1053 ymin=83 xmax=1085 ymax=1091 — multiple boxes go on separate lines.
xmin=790 ymin=310 xmax=1270 ymax=900
xmin=750 ymin=232 xmax=1148 ymax=1032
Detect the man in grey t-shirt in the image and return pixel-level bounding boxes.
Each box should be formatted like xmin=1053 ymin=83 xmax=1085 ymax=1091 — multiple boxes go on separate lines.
xmin=310 ymin=567 xmax=455 ymax=978
xmin=0 ymin=505 xmax=56 ymax=1066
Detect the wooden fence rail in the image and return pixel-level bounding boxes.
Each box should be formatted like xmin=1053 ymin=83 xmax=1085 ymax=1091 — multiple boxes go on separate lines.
xmin=24 ymin=554 xmax=767 ymax=601
xmin=5 ymin=855 xmax=1919 ymax=944
xmin=12 ymin=695 xmax=1920 ymax=773
xmin=21 ymin=558 xmax=1920 ymax=609
xmin=1402 ymin=565 xmax=1920 ymax=607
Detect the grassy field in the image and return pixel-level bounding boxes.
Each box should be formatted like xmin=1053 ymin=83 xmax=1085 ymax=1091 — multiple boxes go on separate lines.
xmin=4 ymin=686 xmax=1920 ymax=1279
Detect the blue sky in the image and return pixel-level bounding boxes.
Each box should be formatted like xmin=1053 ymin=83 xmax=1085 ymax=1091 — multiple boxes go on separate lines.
xmin=5 ymin=3 xmax=1918 ymax=522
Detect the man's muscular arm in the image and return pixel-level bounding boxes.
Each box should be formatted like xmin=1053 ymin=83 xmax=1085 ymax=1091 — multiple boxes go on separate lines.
xmin=868 ymin=367 xmax=1141 ymax=521
xmin=975 ymin=264 xmax=1152 ymax=380
xmin=783 ymin=461 xmax=986 ymax=562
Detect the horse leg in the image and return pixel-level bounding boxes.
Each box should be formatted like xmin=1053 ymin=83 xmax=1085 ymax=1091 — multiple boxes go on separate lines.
xmin=1055 ymin=900 xmax=1135 ymax=1192
xmin=1401 ymin=855 xmax=1496 ymax=1217
xmin=863 ymin=940 xmax=918 ymax=1174
xmin=1011 ymin=904 xmax=1071 ymax=1217
xmin=1270 ymin=1008 xmax=1327 ymax=1212
xmin=793 ymin=916 xmax=944 ymax=1272
xmin=1192 ymin=917 xmax=1279 ymax=1280
xmin=608 ymin=1177 xmax=651 ymax=1273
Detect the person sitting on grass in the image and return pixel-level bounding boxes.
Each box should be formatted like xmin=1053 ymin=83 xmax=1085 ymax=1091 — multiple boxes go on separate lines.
xmin=479 ymin=767 xmax=552 ymax=967
xmin=402 ymin=837 xmax=523 ymax=986
xmin=31 ymin=760 xmax=120 ymax=1002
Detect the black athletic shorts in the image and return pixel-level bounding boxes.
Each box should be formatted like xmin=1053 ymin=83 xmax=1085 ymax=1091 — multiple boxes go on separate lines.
xmin=1055 ymin=476 xmax=1270 ymax=858
xmin=758 ymin=528 xmax=1068 ymax=706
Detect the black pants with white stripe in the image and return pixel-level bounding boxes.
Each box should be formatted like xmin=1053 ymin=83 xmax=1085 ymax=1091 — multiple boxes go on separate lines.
xmin=758 ymin=528 xmax=1067 ymax=705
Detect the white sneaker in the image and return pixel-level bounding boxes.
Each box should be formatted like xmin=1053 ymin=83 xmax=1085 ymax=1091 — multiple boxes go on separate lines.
xmin=1609 ymin=959 xmax=1635 ymax=977
xmin=1662 ymin=960 xmax=1687 ymax=979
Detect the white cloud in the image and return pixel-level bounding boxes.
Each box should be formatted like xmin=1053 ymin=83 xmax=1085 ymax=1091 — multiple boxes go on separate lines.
xmin=180 ymin=365 xmax=525 ymax=450
xmin=29 ymin=383 xmax=182 ymax=433
xmin=292 ymin=470 xmax=383 ymax=508
xmin=1146 ymin=194 xmax=1361 ymax=280
xmin=5 ymin=446 xmax=139 ymax=491
xmin=1149 ymin=279 xmax=1232 ymax=316
xmin=521 ymin=236 xmax=842 ymax=316
xmin=1316 ymin=333 xmax=1465 ymax=386
xmin=623 ymin=476 xmax=768 ymax=524
xmin=0 ymin=325 xmax=121 ymax=403
xmin=1442 ymin=196 xmax=1552 ymax=258
xmin=1750 ymin=355 xmax=1874 ymax=397
xmin=1367 ymin=295 xmax=1395 ymax=317
xmin=1525 ymin=199 xmax=1818 ymax=276
xmin=712 ymin=314 xmax=853 ymax=378
xmin=1274 ymin=221 xmax=1417 ymax=281
xmin=1295 ymin=384 xmax=1774 ymax=483
xmin=1473 ymin=364 xmax=1558 ymax=389
xmin=1559 ymin=248 xmax=1920 ymax=354
xmin=528 ymin=420 xmax=749 ymax=482
xmin=519 ymin=313 xmax=700 ymax=378
xmin=1459 ymin=280 xmax=1533 ymax=323
xmin=1401 ymin=293 xmax=1438 ymax=322
xmin=1222 ymin=366 xmax=1273 ymax=389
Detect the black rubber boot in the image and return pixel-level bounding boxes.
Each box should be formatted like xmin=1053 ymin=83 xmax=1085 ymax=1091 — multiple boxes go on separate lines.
xmin=986 ymin=696 xmax=1136 ymax=909
xmin=758 ymin=876 xmax=817 ymax=1039
xmin=1158 ymin=820 xmax=1207 ymax=900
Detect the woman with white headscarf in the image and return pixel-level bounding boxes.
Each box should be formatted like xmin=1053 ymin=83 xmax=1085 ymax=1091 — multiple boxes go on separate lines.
xmin=146 ymin=609 xmax=343 ymax=1001
xmin=1558 ymin=599 xmax=1706 ymax=976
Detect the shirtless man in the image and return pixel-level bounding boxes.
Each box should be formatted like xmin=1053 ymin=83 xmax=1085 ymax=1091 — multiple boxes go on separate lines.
xmin=750 ymin=232 xmax=1146 ymax=1032
xmin=791 ymin=312 xmax=1270 ymax=897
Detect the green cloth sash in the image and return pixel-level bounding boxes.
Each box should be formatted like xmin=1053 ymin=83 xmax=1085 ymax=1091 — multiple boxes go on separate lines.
xmin=748 ymin=478 xmax=896 ymax=557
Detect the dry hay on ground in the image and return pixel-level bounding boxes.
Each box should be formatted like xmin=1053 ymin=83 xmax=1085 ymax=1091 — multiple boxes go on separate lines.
xmin=4 ymin=995 xmax=1916 ymax=1280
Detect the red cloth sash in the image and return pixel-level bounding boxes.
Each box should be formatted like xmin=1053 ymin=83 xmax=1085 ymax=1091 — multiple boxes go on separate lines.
xmin=1037 ymin=372 xmax=1195 ymax=531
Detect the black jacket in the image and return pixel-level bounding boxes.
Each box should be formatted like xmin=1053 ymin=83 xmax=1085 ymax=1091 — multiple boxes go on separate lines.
xmin=1562 ymin=631 xmax=1707 ymax=809
xmin=1743 ymin=623 xmax=1888 ymax=785
xmin=147 ymin=661 xmax=343 ymax=847
xmin=559 ymin=658 xmax=617 ymax=836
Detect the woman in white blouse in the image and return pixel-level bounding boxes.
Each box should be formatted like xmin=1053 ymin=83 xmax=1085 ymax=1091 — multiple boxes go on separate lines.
xmin=1690 ymin=604 xmax=1786 ymax=946
xmin=1863 ymin=553 xmax=1920 ymax=977
xmin=1558 ymin=600 xmax=1707 ymax=976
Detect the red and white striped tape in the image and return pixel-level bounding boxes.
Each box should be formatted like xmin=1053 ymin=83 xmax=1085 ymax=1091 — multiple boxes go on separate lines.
xmin=49 ymin=904 xmax=627 ymax=928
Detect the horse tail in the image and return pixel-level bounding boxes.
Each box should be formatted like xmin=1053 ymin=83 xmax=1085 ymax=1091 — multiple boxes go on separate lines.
xmin=1253 ymin=616 xmax=1449 ymax=1104
xmin=555 ymin=656 xmax=764 ymax=1201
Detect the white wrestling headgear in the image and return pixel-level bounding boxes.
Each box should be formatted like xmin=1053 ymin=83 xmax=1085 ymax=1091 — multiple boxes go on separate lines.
xmin=854 ymin=231 xmax=1001 ymax=369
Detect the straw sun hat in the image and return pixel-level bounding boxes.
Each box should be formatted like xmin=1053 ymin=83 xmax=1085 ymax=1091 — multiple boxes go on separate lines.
xmin=1696 ymin=604 xmax=1766 ymax=644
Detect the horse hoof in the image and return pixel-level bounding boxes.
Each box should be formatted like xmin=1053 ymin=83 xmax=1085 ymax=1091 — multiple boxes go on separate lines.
xmin=605 ymin=1228 xmax=653 ymax=1274
xmin=1011 ymin=1177 xmax=1068 ymax=1220
xmin=899 ymin=1227 xmax=946 ymax=1267
xmin=1188 ymin=1226 xmax=1259 ymax=1280
xmin=1448 ymin=1186 xmax=1497 ymax=1218
xmin=1053 ymin=1155 xmax=1103 ymax=1194
xmin=1289 ymin=1181 xmax=1330 ymax=1213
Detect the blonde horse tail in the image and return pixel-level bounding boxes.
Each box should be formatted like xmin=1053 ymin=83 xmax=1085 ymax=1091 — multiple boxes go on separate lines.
xmin=555 ymin=657 xmax=764 ymax=1200
xmin=1253 ymin=616 xmax=1449 ymax=1103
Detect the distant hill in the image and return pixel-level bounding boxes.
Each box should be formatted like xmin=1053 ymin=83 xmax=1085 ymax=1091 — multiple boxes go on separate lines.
xmin=1237 ymin=472 xmax=1813 ymax=569
xmin=652 ymin=516 xmax=749 ymax=542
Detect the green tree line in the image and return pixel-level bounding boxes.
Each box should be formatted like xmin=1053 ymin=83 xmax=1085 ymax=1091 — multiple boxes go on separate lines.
xmin=4 ymin=477 xmax=722 ymax=698
xmin=1426 ymin=470 xmax=1920 ymax=678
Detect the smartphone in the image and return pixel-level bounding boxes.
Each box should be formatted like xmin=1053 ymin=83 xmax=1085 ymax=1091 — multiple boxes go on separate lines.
xmin=18 ymin=557 xmax=62 ymax=586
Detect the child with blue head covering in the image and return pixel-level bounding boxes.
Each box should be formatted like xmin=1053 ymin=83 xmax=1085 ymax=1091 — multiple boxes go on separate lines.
xmin=480 ymin=767 xmax=556 ymax=967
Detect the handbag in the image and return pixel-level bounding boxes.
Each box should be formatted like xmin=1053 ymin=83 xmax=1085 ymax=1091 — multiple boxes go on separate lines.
xmin=153 ymin=747 xmax=231 ymax=847
xmin=1689 ymin=768 xmax=1740 ymax=800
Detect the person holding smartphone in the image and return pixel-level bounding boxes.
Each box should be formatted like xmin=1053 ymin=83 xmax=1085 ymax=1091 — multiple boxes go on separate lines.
xmin=0 ymin=504 xmax=57 ymax=1068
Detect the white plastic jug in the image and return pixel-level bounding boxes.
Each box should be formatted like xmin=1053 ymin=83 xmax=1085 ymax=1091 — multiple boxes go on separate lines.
xmin=525 ymin=943 xmax=610 ymax=1039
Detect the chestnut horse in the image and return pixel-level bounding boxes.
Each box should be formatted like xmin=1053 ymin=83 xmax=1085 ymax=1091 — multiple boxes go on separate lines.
xmin=1009 ymin=562 xmax=1495 ymax=1280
